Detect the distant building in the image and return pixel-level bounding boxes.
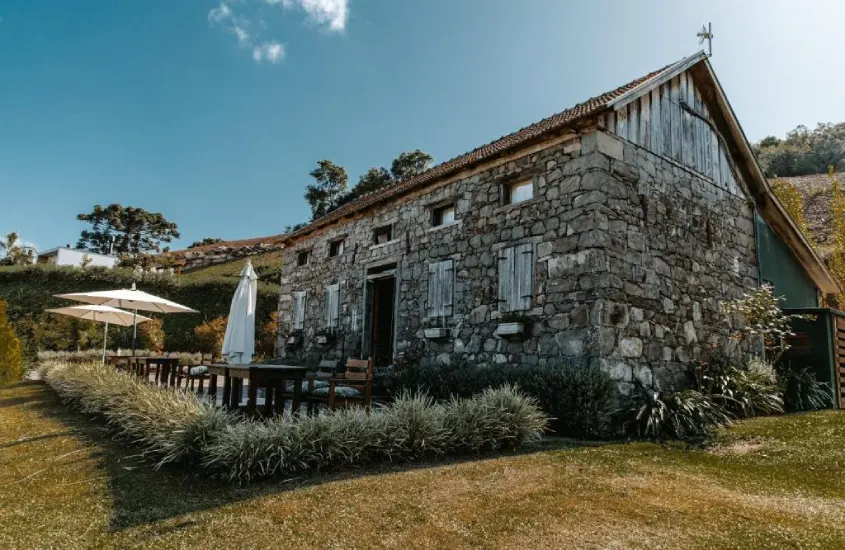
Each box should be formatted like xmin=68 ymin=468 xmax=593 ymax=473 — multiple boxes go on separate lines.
xmin=36 ymin=247 xmax=118 ymax=268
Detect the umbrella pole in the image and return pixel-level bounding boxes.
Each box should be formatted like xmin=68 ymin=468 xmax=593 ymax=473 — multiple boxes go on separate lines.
xmin=132 ymin=309 xmax=138 ymax=357
xmin=102 ymin=322 xmax=109 ymax=366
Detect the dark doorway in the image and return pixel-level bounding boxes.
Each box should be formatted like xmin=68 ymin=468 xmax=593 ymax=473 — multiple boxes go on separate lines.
xmin=367 ymin=273 xmax=396 ymax=368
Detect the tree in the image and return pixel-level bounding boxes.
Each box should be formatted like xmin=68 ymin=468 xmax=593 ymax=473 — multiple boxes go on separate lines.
xmin=0 ymin=299 xmax=23 ymax=384
xmin=390 ymin=149 xmax=434 ymax=181
xmin=193 ymin=317 xmax=228 ymax=356
xmin=754 ymin=122 xmax=845 ymax=177
xmin=0 ymin=232 xmax=35 ymax=266
xmin=188 ymin=238 xmax=223 ymax=249
xmin=353 ymin=167 xmax=393 ymax=197
xmin=771 ymin=178 xmax=811 ymax=240
xmin=138 ymin=318 xmax=165 ymax=352
xmin=76 ymin=204 xmax=180 ymax=255
xmin=304 ymin=160 xmax=348 ymax=220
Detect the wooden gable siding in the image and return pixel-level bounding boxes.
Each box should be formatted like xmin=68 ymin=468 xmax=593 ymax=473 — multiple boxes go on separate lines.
xmin=604 ymin=70 xmax=742 ymax=197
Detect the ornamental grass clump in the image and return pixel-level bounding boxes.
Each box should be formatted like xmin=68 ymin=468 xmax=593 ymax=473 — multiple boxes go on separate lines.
xmin=43 ymin=361 xmax=233 ymax=467
xmin=202 ymin=386 xmax=547 ymax=483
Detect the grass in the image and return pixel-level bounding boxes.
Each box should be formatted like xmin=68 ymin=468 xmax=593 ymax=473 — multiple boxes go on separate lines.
xmin=180 ymin=249 xmax=285 ymax=282
xmin=2 ymin=382 xmax=845 ymax=548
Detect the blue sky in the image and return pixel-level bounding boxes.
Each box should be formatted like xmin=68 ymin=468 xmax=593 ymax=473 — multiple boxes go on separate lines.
xmin=2 ymin=0 xmax=844 ymax=253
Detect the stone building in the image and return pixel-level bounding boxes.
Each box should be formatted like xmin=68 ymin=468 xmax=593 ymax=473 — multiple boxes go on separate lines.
xmin=276 ymin=51 xmax=838 ymax=395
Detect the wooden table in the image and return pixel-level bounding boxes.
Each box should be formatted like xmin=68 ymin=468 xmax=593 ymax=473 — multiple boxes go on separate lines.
xmin=126 ymin=356 xmax=180 ymax=385
xmin=212 ymin=364 xmax=308 ymax=416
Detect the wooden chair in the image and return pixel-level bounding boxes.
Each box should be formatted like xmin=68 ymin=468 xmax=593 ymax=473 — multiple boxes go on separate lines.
xmin=303 ymin=360 xmax=341 ymax=414
xmin=308 ymin=358 xmax=374 ymax=411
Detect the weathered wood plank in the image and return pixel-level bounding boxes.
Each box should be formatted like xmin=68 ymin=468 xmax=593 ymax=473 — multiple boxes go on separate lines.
xmin=650 ymin=88 xmax=662 ymax=155
xmin=628 ymin=100 xmax=639 ymax=145
xmin=639 ymin=93 xmax=651 ymax=148
xmin=427 ymin=262 xmax=438 ymax=317
xmin=679 ymin=72 xmax=691 ymax=166
xmin=605 ymin=111 xmax=616 ymax=133
xmin=441 ymin=260 xmax=454 ymax=317
xmin=669 ymin=77 xmax=680 ymax=160
xmin=498 ymin=247 xmax=514 ymax=312
xmin=711 ymin=126 xmax=721 ymax=186
xmin=661 ymin=83 xmax=671 ymax=156
xmin=515 ymin=243 xmax=534 ymax=311
xmin=616 ymin=105 xmax=628 ymax=139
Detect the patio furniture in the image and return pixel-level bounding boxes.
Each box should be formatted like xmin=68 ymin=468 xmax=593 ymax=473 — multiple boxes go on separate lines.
xmin=309 ymin=358 xmax=374 ymax=411
xmin=176 ymin=364 xmax=211 ymax=392
xmin=222 ymin=364 xmax=309 ymax=416
xmin=127 ymin=356 xmax=180 ymax=385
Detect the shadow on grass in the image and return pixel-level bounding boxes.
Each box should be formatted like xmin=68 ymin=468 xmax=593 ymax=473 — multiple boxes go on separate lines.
xmin=26 ymin=382 xmax=590 ymax=532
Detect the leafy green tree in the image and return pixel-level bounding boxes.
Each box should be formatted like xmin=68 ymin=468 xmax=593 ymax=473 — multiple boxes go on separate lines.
xmin=754 ymin=122 xmax=845 ymax=177
xmin=188 ymin=238 xmax=223 ymax=249
xmin=0 ymin=232 xmax=35 ymax=266
xmin=353 ymin=167 xmax=393 ymax=197
xmin=76 ymin=204 xmax=180 ymax=255
xmin=390 ymin=149 xmax=434 ymax=181
xmin=304 ymin=160 xmax=349 ymax=220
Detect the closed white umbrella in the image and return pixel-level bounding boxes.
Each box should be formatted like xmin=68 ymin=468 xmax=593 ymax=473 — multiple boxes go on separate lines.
xmin=55 ymin=283 xmax=197 ymax=355
xmin=221 ymin=260 xmax=257 ymax=365
xmin=47 ymin=305 xmax=152 ymax=364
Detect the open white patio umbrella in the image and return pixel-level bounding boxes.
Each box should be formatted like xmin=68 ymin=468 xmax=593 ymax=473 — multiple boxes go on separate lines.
xmin=55 ymin=283 xmax=197 ymax=355
xmin=47 ymin=305 xmax=152 ymax=365
xmin=221 ymin=260 xmax=257 ymax=365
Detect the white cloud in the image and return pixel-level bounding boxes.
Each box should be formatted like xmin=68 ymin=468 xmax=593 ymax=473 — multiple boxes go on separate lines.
xmin=268 ymin=0 xmax=348 ymax=32
xmin=252 ymin=42 xmax=285 ymax=63
xmin=208 ymin=2 xmax=232 ymax=22
xmin=233 ymin=25 xmax=250 ymax=46
xmin=208 ymin=0 xmax=348 ymax=63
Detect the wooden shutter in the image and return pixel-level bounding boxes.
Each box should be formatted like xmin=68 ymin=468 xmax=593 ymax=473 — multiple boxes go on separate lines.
xmin=514 ymin=243 xmax=534 ymax=311
xmin=427 ymin=260 xmax=454 ymax=318
xmin=293 ymin=290 xmax=307 ymax=330
xmin=498 ymin=247 xmax=515 ymax=312
xmin=325 ymin=284 xmax=339 ymax=328
xmin=440 ymin=260 xmax=454 ymax=317
xmin=427 ymin=262 xmax=439 ymax=317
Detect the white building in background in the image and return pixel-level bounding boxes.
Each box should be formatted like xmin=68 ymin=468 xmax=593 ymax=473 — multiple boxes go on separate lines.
xmin=36 ymin=247 xmax=118 ymax=268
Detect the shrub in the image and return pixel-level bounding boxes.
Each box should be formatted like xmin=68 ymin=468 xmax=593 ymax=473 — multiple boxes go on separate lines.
xmin=40 ymin=361 xmax=547 ymax=482
xmin=625 ymin=389 xmax=733 ymax=441
xmin=775 ymin=362 xmax=833 ymax=411
xmin=42 ymin=361 xmax=233 ymax=467
xmin=700 ymin=362 xmax=784 ymax=418
xmin=0 ymin=299 xmax=23 ymax=384
xmin=138 ymin=318 xmax=165 ymax=352
xmin=202 ymin=386 xmax=547 ymax=482
xmin=390 ymin=360 xmax=614 ymax=439
xmin=193 ymin=317 xmax=227 ymax=356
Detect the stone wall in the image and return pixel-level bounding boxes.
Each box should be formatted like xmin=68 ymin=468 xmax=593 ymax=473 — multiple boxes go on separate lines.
xmin=277 ymin=128 xmax=760 ymax=395
xmin=176 ymin=242 xmax=286 ymax=272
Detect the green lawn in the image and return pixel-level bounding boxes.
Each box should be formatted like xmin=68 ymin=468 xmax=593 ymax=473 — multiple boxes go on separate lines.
xmin=1 ymin=381 xmax=844 ymax=549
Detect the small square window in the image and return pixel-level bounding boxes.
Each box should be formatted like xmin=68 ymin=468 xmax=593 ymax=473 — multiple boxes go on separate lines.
xmin=503 ymin=179 xmax=533 ymax=205
xmin=329 ymin=239 xmax=345 ymax=257
xmin=432 ymin=204 xmax=456 ymax=227
xmin=373 ymin=225 xmax=393 ymax=245
xmin=296 ymin=250 xmax=310 ymax=266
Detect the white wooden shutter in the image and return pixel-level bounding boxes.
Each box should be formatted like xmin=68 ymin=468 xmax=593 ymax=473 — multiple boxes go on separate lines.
xmin=325 ymin=284 xmax=339 ymax=328
xmin=427 ymin=262 xmax=439 ymax=317
xmin=498 ymin=247 xmax=515 ymax=312
xmin=514 ymin=243 xmax=533 ymax=311
xmin=440 ymin=260 xmax=454 ymax=317
xmin=293 ymin=290 xmax=307 ymax=330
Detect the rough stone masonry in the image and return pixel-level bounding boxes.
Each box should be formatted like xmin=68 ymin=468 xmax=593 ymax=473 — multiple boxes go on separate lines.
xmin=278 ymin=129 xmax=758 ymax=396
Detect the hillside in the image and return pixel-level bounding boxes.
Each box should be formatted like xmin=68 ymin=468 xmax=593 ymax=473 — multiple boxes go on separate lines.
xmin=780 ymin=172 xmax=841 ymax=259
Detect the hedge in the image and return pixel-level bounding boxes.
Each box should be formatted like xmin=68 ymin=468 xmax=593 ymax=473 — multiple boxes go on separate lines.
xmin=0 ymin=265 xmax=279 ymax=354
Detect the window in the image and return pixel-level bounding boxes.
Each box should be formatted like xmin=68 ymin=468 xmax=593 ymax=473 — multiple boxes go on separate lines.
xmin=329 ymin=239 xmax=345 ymax=257
xmin=432 ymin=204 xmax=456 ymax=227
xmin=427 ymin=259 xmax=454 ymax=318
xmin=296 ymin=250 xmax=310 ymax=267
xmin=292 ymin=290 xmax=307 ymax=330
xmin=373 ymin=224 xmax=393 ymax=245
xmin=325 ymin=283 xmax=340 ymax=328
xmin=498 ymin=244 xmax=533 ymax=312
xmin=502 ymin=179 xmax=534 ymax=205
